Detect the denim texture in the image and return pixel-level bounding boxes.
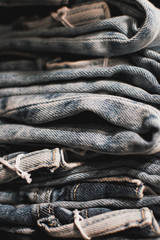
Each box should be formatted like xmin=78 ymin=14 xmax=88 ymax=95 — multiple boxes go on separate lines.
xmin=0 ymin=0 xmax=160 ymax=56
xmin=0 ymin=205 xmax=159 ymax=238
xmin=16 ymin=153 xmax=160 ymax=194
xmin=1 ymin=0 xmax=160 ymax=239
xmin=0 ymin=180 xmax=145 ymax=205
xmin=0 ymin=57 xmax=107 ymax=72
xmin=0 ymin=94 xmax=160 ymax=155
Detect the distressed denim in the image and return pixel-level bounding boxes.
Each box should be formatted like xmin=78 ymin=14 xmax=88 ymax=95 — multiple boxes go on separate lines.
xmin=1 ymin=68 xmax=160 ymax=110
xmin=0 ymin=148 xmax=65 ymax=184
xmin=0 ymin=0 xmax=160 ymax=57
xmin=1 ymin=0 xmax=160 ymax=239
xmin=0 ymin=64 xmax=158 ymax=93
xmin=0 ymin=93 xmax=159 ymax=155
xmin=0 ymin=205 xmax=159 ymax=238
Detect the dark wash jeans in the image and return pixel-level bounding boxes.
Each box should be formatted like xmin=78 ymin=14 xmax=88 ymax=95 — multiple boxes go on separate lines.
xmin=0 ymin=181 xmax=145 ymax=205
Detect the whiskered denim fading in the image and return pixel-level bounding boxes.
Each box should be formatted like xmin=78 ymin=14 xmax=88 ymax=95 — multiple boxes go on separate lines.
xmin=1 ymin=0 xmax=160 ymax=239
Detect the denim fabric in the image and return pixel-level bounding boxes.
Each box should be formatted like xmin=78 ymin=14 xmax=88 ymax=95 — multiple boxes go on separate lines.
xmin=130 ymin=49 xmax=160 ymax=81
xmin=17 ymin=153 xmax=160 ymax=193
xmin=0 ymin=65 xmax=158 ymax=94
xmin=0 ymin=180 xmax=145 ymax=205
xmin=0 ymin=1 xmax=110 ymax=37
xmin=0 ymin=148 xmax=66 ymax=184
xmin=0 ymin=93 xmax=159 ymax=155
xmin=0 ymin=59 xmax=45 ymax=71
xmin=15 ymin=2 xmax=110 ymax=29
xmin=0 ymin=0 xmax=160 ymax=56
xmin=34 ymin=196 xmax=160 ymax=215
xmin=0 ymin=57 xmax=107 ymax=72
xmin=0 ymin=205 xmax=159 ymax=238
xmin=1 ymin=74 xmax=160 ymax=110
xmin=1 ymin=0 xmax=160 ymax=238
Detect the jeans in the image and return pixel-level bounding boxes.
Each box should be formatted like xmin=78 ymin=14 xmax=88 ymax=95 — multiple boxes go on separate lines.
xmin=0 ymin=0 xmax=160 ymax=56
xmin=1 ymin=0 xmax=160 ymax=239
xmin=0 ymin=57 xmax=108 ymax=72
xmin=0 ymin=205 xmax=159 ymax=238
xmin=0 ymin=180 xmax=146 ymax=205
xmin=0 ymin=93 xmax=159 ymax=155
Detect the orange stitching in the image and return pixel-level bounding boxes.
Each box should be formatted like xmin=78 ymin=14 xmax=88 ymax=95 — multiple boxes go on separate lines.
xmin=37 ymin=204 xmax=40 ymax=219
xmin=74 ymin=183 xmax=80 ymax=200
xmin=150 ymin=223 xmax=156 ymax=233
xmin=49 ymin=205 xmax=52 ymax=215
xmin=45 ymin=189 xmax=50 ymax=202
xmin=142 ymin=208 xmax=156 ymax=233
xmin=86 ymin=209 xmax=88 ymax=219
xmin=52 ymin=149 xmax=55 ymax=162
xmin=141 ymin=208 xmax=145 ymax=221
xmin=60 ymin=160 xmax=65 ymax=169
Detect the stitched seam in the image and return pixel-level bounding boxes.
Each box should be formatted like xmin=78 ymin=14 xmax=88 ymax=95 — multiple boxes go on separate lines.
xmin=150 ymin=222 xmax=156 ymax=233
xmin=52 ymin=149 xmax=55 ymax=163
xmin=142 ymin=208 xmax=145 ymax=222
xmin=70 ymin=15 xmax=105 ymax=24
xmin=50 ymin=209 xmax=149 ymax=236
xmin=67 ymin=5 xmax=105 ymax=17
xmin=93 ymin=219 xmax=147 ymax=238
xmin=74 ymin=183 xmax=80 ymax=201
xmin=68 ymin=12 xmax=105 ymax=24
xmin=0 ymin=151 xmax=42 ymax=170
xmin=88 ymin=176 xmax=133 ymax=183
xmin=60 ymin=158 xmax=67 ymax=169
xmin=86 ymin=209 xmax=88 ymax=219
xmin=0 ymin=153 xmax=54 ymax=172
xmin=45 ymin=189 xmax=50 ymax=202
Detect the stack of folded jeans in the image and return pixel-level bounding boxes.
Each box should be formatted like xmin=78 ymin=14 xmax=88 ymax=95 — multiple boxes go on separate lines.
xmin=1 ymin=0 xmax=160 ymax=239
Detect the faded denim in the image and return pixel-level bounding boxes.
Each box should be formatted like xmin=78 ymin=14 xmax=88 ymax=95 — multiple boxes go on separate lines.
xmin=0 ymin=0 xmax=160 ymax=57
xmin=0 ymin=205 xmax=159 ymax=238
xmin=1 ymin=0 xmax=160 ymax=239
xmin=0 ymin=63 xmax=158 ymax=93
xmin=0 ymin=93 xmax=160 ymax=155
